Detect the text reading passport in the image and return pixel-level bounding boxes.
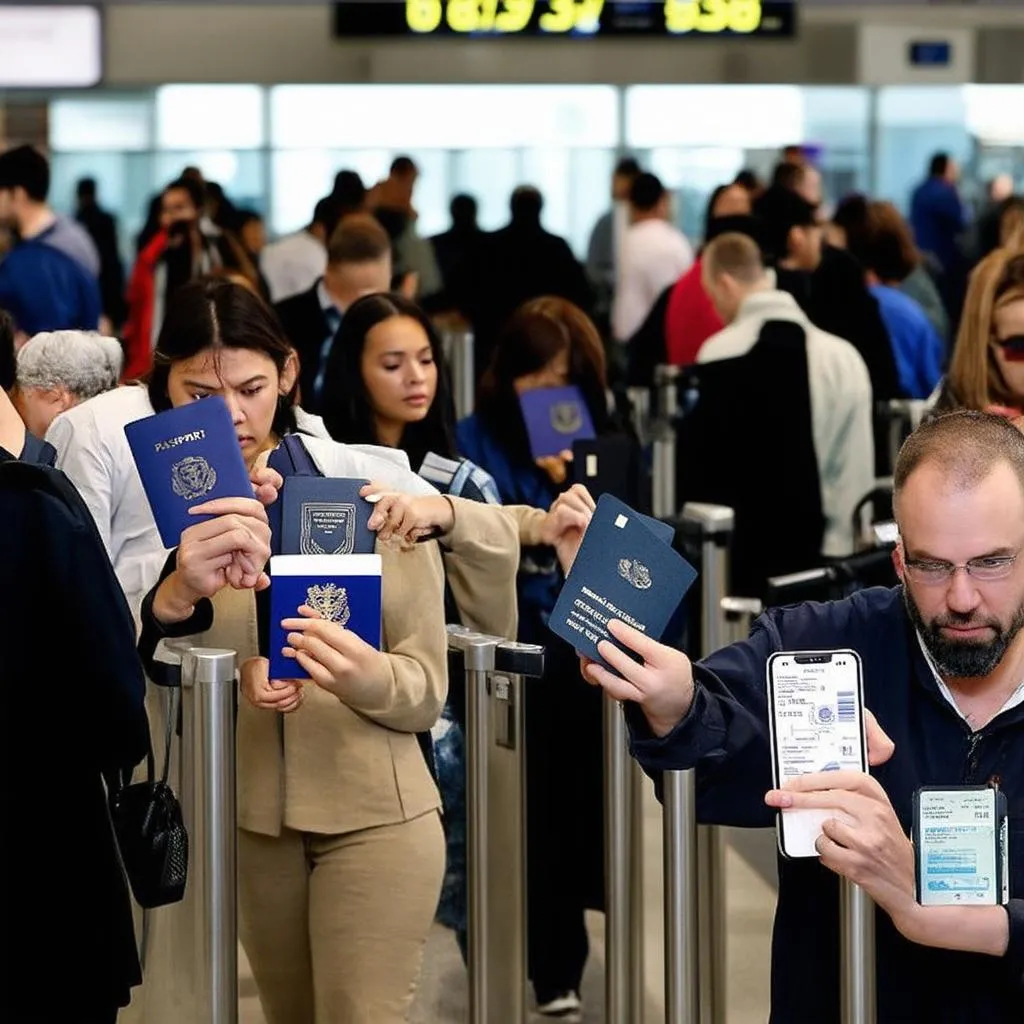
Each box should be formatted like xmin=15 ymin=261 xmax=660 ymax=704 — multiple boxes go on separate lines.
xmin=549 ymin=494 xmax=696 ymax=667
xmin=269 ymin=554 xmax=383 ymax=681
xmin=124 ymin=396 xmax=252 ymax=549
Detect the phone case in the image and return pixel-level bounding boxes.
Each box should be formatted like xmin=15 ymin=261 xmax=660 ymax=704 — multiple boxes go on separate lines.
xmin=767 ymin=650 xmax=868 ymax=860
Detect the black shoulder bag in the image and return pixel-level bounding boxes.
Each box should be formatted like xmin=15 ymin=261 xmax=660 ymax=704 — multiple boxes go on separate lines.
xmin=108 ymin=688 xmax=189 ymax=909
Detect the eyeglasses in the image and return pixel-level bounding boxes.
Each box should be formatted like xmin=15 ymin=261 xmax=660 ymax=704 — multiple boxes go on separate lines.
xmin=904 ymin=554 xmax=1019 ymax=586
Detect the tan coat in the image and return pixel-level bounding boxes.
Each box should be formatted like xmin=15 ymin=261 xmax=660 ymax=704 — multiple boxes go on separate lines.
xmin=190 ymin=495 xmax=521 ymax=840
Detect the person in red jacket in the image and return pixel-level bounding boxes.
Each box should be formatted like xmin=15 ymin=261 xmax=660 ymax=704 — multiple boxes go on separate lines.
xmin=123 ymin=176 xmax=258 ymax=380
xmin=665 ymin=183 xmax=753 ymax=366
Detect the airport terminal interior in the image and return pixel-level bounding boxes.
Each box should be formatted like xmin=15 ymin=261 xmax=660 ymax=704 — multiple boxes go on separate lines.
xmin=4 ymin=2 xmax=1024 ymax=1022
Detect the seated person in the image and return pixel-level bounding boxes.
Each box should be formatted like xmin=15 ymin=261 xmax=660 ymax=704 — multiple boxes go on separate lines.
xmin=584 ymin=410 xmax=1024 ymax=1023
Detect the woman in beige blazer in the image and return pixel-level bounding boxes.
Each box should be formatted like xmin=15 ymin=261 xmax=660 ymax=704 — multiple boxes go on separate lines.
xmin=137 ymin=279 xmax=522 ymax=1024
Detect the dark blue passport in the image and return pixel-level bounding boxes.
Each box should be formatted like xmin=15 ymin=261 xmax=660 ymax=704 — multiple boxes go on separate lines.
xmin=280 ymin=477 xmax=375 ymax=556
xmin=269 ymin=554 xmax=383 ymax=681
xmin=519 ymin=385 xmax=596 ymax=460
xmin=124 ymin=396 xmax=252 ymax=549
xmin=549 ymin=494 xmax=697 ymax=667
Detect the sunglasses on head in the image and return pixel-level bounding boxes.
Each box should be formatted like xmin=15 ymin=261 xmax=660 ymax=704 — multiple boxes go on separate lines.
xmin=995 ymin=335 xmax=1024 ymax=361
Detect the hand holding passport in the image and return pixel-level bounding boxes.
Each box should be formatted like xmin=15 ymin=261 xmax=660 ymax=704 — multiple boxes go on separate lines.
xmin=549 ymin=494 xmax=697 ymax=670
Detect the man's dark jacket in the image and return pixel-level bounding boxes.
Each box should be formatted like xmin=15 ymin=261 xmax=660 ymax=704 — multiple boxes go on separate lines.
xmin=629 ymin=586 xmax=1024 ymax=1023
xmin=275 ymin=282 xmax=332 ymax=415
xmin=0 ymin=447 xmax=150 ymax=1017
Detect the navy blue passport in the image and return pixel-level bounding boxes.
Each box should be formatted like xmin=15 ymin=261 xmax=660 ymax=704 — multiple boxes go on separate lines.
xmin=549 ymin=494 xmax=697 ymax=667
xmin=519 ymin=385 xmax=596 ymax=460
xmin=269 ymin=554 xmax=383 ymax=681
xmin=280 ymin=477 xmax=375 ymax=556
xmin=124 ymin=396 xmax=252 ymax=549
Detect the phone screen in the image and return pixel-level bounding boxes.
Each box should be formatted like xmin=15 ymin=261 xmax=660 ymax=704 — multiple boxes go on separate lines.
xmin=915 ymin=788 xmax=1001 ymax=906
xmin=767 ymin=651 xmax=868 ymax=858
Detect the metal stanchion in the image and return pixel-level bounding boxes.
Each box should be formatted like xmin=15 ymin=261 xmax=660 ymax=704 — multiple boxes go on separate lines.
xmin=682 ymin=504 xmax=735 ymax=1024
xmin=841 ymin=880 xmax=877 ymax=1024
xmin=627 ymin=385 xmax=652 ymax=446
xmin=447 ymin=626 xmax=544 ymax=1024
xmin=604 ymin=698 xmax=633 ymax=1023
xmin=629 ymin=758 xmax=646 ymax=1024
xmin=146 ymin=642 xmax=238 ymax=1024
xmin=722 ymin=597 xmax=764 ymax=644
xmin=652 ymin=364 xmax=681 ymax=521
xmin=442 ymin=328 xmax=476 ymax=422
xmin=664 ymin=769 xmax=700 ymax=1024
xmin=885 ymin=399 xmax=927 ymax=471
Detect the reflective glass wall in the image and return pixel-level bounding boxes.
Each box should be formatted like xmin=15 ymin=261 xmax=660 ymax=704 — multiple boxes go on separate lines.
xmin=44 ymin=83 xmax=1024 ymax=260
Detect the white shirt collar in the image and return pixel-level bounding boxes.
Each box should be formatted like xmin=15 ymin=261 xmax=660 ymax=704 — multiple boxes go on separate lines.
xmin=916 ymin=631 xmax=1024 ymax=728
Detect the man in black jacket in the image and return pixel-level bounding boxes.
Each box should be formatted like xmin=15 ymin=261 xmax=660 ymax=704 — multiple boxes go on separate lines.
xmin=0 ymin=386 xmax=150 ymax=1021
xmin=583 ymin=410 xmax=1024 ymax=1022
xmin=274 ymin=214 xmax=392 ymax=414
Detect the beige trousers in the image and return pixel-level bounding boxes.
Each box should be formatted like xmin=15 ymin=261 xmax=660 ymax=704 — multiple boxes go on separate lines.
xmin=238 ymin=811 xmax=445 ymax=1024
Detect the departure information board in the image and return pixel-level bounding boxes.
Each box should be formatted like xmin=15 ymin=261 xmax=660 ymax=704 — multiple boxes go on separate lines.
xmin=334 ymin=1 xmax=797 ymax=39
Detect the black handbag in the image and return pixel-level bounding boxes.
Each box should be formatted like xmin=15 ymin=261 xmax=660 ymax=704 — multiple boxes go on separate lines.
xmin=109 ymin=689 xmax=189 ymax=909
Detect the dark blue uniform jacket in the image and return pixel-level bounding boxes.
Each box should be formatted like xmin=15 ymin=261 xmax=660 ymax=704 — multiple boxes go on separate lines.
xmin=628 ymin=586 xmax=1024 ymax=1023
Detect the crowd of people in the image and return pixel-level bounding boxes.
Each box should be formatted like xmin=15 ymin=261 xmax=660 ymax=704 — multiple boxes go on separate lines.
xmin=1 ymin=136 xmax=1023 ymax=1024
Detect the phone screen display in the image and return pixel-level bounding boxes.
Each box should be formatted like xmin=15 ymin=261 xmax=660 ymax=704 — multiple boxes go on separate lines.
xmin=916 ymin=788 xmax=1001 ymax=906
xmin=767 ymin=651 xmax=868 ymax=858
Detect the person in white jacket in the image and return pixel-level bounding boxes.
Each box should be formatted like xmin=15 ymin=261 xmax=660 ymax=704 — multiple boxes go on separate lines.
xmin=700 ymin=231 xmax=875 ymax=559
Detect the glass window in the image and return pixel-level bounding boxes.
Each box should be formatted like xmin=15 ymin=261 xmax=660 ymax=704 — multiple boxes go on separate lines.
xmin=50 ymin=95 xmax=152 ymax=152
xmin=270 ymin=85 xmax=618 ymax=149
xmin=155 ymin=85 xmax=265 ymax=150
xmin=626 ymin=86 xmax=804 ymax=149
xmin=876 ymin=88 xmax=970 ymax=211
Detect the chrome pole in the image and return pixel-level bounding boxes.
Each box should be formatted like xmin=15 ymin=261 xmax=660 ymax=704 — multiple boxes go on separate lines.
xmin=682 ymin=504 xmax=735 ymax=1024
xmin=604 ymin=696 xmax=632 ymax=1023
xmin=664 ymin=769 xmax=700 ymax=1024
xmin=447 ymin=627 xmax=497 ymax=1024
xmin=444 ymin=329 xmax=476 ymax=422
xmin=840 ymin=880 xmax=877 ymax=1024
xmin=629 ymin=758 xmax=646 ymax=1024
xmin=180 ymin=647 xmax=238 ymax=1024
xmin=652 ymin=364 xmax=680 ymax=521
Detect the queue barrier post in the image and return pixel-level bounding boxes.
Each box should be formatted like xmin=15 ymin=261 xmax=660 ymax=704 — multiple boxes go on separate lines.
xmin=146 ymin=642 xmax=239 ymax=1024
xmin=441 ymin=328 xmax=476 ymax=422
xmin=884 ymin=399 xmax=927 ymax=472
xmin=681 ymin=503 xmax=736 ymax=1024
xmin=652 ymin=364 xmax=682 ymax=521
xmin=841 ymin=880 xmax=877 ymax=1024
xmin=446 ymin=626 xmax=545 ymax=1024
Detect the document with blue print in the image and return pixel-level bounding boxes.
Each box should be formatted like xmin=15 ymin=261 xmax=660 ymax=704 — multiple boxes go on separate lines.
xmin=549 ymin=493 xmax=696 ymax=667
xmin=124 ymin=396 xmax=252 ymax=548
xmin=280 ymin=476 xmax=375 ymax=556
xmin=269 ymin=554 xmax=382 ymax=681
xmin=519 ymin=385 xmax=596 ymax=460
xmin=914 ymin=787 xmax=1008 ymax=907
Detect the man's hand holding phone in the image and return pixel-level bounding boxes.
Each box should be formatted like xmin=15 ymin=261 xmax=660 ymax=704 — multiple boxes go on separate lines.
xmin=581 ymin=619 xmax=695 ymax=738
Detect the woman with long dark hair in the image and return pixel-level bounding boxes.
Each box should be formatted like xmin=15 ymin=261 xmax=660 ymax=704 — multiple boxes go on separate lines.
xmin=135 ymin=278 xmax=522 ymax=1024
xmin=457 ymin=296 xmax=620 ymax=1021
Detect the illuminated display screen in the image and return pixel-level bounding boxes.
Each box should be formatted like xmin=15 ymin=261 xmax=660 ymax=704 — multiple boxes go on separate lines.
xmin=334 ymin=1 xmax=797 ymax=39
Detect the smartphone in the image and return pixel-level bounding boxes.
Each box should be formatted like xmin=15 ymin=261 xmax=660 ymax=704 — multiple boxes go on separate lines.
xmin=913 ymin=787 xmax=1009 ymax=906
xmin=767 ymin=650 xmax=869 ymax=859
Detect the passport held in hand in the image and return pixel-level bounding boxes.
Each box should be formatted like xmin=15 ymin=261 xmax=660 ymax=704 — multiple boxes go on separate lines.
xmin=269 ymin=554 xmax=383 ymax=681
xmin=124 ymin=396 xmax=253 ymax=549
xmin=519 ymin=385 xmax=596 ymax=460
xmin=549 ymin=494 xmax=696 ymax=667
xmin=280 ymin=477 xmax=376 ymax=556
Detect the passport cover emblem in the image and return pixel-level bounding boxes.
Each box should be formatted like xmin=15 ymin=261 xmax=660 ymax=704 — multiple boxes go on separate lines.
xmin=551 ymin=401 xmax=584 ymax=435
xmin=170 ymin=455 xmax=218 ymax=501
xmin=300 ymin=501 xmax=356 ymax=555
xmin=306 ymin=582 xmax=350 ymax=626
xmin=618 ymin=559 xmax=652 ymax=590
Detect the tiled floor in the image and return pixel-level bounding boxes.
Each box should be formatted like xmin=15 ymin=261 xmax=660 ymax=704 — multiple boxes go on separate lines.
xmin=234 ymin=785 xmax=776 ymax=1023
